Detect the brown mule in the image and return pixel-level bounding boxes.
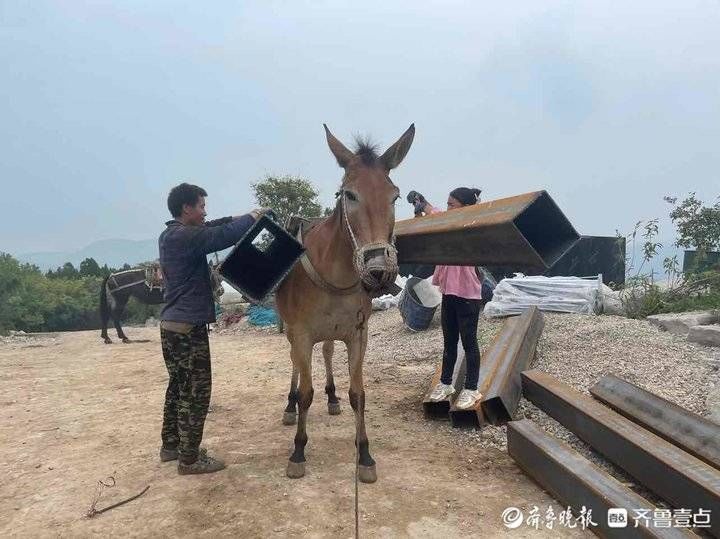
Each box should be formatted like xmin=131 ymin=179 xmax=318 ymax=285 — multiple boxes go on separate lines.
xmin=275 ymin=124 xmax=415 ymax=482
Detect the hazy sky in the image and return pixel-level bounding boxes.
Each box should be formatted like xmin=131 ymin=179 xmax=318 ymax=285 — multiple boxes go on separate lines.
xmin=1 ymin=1 xmax=718 ymax=254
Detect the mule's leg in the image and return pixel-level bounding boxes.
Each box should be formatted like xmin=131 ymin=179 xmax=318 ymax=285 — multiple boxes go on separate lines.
xmin=287 ymin=337 xmax=314 ymax=479
xmin=100 ymin=296 xmax=112 ymax=345
xmin=112 ymin=294 xmax=131 ymax=343
xmin=346 ymin=332 xmax=376 ymax=483
xmin=323 ymin=340 xmax=341 ymax=415
xmin=100 ymin=326 xmax=112 ymax=344
xmin=282 ymin=365 xmax=299 ymax=425
xmin=101 ymin=285 xmax=114 ymax=344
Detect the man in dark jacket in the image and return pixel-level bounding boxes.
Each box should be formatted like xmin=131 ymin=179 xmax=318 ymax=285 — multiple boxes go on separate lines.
xmin=158 ymin=182 xmax=265 ymax=475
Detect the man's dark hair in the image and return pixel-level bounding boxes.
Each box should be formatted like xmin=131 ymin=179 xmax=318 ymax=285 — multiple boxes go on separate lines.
xmin=167 ymin=183 xmax=208 ymax=218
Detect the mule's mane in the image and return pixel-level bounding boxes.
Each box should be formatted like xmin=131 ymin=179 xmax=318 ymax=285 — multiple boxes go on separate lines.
xmin=353 ymin=136 xmax=379 ymax=166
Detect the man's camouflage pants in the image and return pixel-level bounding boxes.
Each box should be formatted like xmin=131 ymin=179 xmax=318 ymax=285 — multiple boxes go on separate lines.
xmin=160 ymin=325 xmax=212 ymax=464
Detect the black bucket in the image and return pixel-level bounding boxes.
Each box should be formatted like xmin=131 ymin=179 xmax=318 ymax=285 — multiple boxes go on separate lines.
xmin=218 ymin=215 xmax=305 ymax=304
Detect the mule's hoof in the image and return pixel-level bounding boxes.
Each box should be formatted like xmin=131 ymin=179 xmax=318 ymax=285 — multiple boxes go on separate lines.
xmin=103 ymin=339 xmax=112 ymax=345
xmin=286 ymin=460 xmax=305 ymax=479
xmin=328 ymin=402 xmax=341 ymax=415
xmin=358 ymin=464 xmax=377 ymax=484
xmin=122 ymin=339 xmax=131 ymax=344
xmin=282 ymin=411 xmax=297 ymax=425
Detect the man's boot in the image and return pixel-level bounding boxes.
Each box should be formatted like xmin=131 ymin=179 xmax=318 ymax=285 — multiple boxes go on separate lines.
xmin=177 ymin=452 xmax=226 ymax=475
xmin=160 ymin=446 xmax=207 ymax=462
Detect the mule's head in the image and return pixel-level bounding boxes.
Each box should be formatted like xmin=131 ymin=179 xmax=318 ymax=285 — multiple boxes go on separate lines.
xmin=324 ymin=123 xmax=415 ymax=291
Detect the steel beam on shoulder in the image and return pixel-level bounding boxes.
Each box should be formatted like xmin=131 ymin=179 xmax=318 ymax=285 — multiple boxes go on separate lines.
xmin=394 ymin=191 xmax=579 ymax=269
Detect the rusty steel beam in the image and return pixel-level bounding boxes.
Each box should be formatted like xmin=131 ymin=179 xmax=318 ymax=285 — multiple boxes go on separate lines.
xmin=508 ymin=420 xmax=694 ymax=538
xmin=422 ymin=353 xmax=466 ymax=420
xmin=590 ymin=374 xmax=720 ymax=471
xmin=448 ymin=307 xmax=544 ymax=428
xmin=482 ymin=307 xmax=544 ymax=425
xmin=394 ymin=191 xmax=580 ymax=269
xmin=449 ymin=324 xmax=511 ymax=428
xmin=480 ymin=307 xmax=544 ymax=425
xmin=522 ymin=369 xmax=720 ymax=537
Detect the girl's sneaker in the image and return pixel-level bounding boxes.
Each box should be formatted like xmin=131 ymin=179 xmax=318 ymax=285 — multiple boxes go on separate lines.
xmin=455 ymin=389 xmax=482 ymax=410
xmin=429 ymin=383 xmax=455 ymax=402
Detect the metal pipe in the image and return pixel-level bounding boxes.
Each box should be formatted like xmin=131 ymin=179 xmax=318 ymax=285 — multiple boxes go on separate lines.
xmin=508 ymin=419 xmax=694 ymax=538
xmin=394 ymin=191 xmax=579 ymax=269
xmin=522 ymin=369 xmax=720 ymax=537
xmin=590 ymin=374 xmax=720 ymax=471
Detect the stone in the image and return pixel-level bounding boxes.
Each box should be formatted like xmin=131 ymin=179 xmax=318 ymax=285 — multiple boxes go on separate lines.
xmin=647 ymin=311 xmax=719 ymax=336
xmin=706 ymin=386 xmax=720 ymax=425
xmin=688 ymin=325 xmax=720 ymax=347
xmin=602 ymin=289 xmax=625 ymax=316
xmin=603 ymin=286 xmax=654 ymax=317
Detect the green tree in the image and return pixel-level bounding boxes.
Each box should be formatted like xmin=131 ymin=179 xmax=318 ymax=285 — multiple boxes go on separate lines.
xmin=664 ymin=193 xmax=720 ymax=253
xmin=251 ymin=174 xmax=324 ymax=225
xmin=79 ymin=257 xmax=102 ymax=277
xmin=54 ymin=262 xmax=79 ymax=280
xmin=0 ymin=252 xmax=161 ymax=333
xmin=0 ymin=253 xmax=25 ymax=331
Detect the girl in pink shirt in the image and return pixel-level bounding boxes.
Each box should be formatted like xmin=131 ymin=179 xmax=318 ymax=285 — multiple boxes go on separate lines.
xmin=422 ymin=187 xmax=484 ymax=410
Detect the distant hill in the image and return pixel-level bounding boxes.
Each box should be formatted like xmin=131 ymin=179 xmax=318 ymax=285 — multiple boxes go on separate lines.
xmin=17 ymin=238 xmax=159 ymax=271
xmin=15 ymin=234 xmax=687 ymax=277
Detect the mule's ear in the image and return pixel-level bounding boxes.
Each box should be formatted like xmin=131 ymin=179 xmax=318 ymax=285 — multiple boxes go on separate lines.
xmin=324 ymin=124 xmax=354 ymax=168
xmin=380 ymin=123 xmax=415 ymax=170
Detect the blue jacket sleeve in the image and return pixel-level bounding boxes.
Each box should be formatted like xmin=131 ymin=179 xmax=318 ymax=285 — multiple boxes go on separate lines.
xmin=188 ymin=214 xmax=256 ymax=255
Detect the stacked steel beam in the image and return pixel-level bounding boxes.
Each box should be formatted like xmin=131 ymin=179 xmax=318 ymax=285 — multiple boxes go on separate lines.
xmin=513 ymin=370 xmax=720 ymax=538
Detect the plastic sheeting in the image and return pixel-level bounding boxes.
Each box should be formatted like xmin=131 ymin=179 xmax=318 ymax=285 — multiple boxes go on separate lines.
xmin=371 ymin=274 xmax=428 ymax=311
xmin=247 ymin=305 xmax=278 ymax=326
xmin=483 ymin=274 xmax=603 ymax=318
xmin=219 ymin=281 xmax=245 ymax=305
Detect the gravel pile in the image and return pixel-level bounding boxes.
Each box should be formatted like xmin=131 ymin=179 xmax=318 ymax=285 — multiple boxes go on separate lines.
xmin=0 ymin=330 xmax=60 ymax=348
xmin=515 ymin=313 xmax=719 ymax=453
xmin=364 ymin=308 xmax=720 ymax=506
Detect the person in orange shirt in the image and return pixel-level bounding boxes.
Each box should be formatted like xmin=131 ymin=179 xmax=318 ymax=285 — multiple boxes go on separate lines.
xmin=417 ymin=187 xmax=484 ymax=410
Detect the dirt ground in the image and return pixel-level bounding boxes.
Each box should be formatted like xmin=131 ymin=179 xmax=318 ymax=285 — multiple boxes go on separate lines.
xmin=1 ymin=314 xmax=582 ymax=538
xmin=3 ymin=308 xmax=716 ymax=538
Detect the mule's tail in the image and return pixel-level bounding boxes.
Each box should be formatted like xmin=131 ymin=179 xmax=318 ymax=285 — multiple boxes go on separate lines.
xmin=100 ymin=276 xmax=111 ymax=338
